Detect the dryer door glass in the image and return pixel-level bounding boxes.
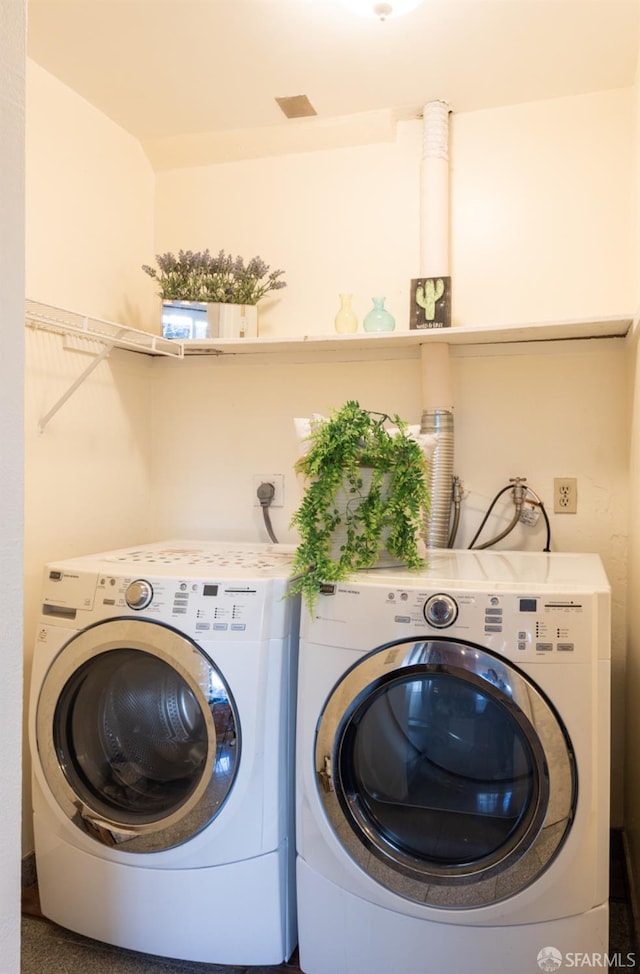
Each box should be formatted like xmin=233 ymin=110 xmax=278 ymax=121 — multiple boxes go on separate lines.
xmin=316 ymin=638 xmax=576 ymax=908
xmin=36 ymin=619 xmax=240 ymax=852
xmin=345 ymin=671 xmax=539 ymax=866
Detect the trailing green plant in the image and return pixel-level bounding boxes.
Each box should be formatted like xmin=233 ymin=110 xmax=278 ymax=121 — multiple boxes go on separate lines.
xmin=289 ymin=401 xmax=430 ymax=611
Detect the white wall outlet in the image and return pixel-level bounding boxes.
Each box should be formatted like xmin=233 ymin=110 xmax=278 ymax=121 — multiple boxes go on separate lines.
xmin=553 ymin=477 xmax=578 ymax=514
xmin=253 ymin=474 xmax=284 ymax=508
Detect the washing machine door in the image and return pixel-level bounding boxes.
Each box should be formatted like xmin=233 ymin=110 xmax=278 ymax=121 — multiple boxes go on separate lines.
xmin=36 ymin=618 xmax=240 ymax=852
xmin=315 ymin=637 xmax=576 ymax=908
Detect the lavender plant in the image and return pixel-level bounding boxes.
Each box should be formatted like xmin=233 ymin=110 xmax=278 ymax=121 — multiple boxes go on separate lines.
xmin=142 ymin=249 xmax=286 ymax=305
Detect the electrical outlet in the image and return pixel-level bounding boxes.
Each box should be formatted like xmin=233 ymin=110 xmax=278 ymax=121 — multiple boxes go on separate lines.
xmin=253 ymin=474 xmax=284 ymax=508
xmin=553 ymin=477 xmax=577 ymax=514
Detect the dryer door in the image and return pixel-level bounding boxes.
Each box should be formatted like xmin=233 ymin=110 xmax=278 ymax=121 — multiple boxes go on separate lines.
xmin=315 ymin=637 xmax=576 ymax=908
xmin=35 ymin=618 xmax=240 ymax=852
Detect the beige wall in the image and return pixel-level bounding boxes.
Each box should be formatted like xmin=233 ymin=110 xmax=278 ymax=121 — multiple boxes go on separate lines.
xmin=624 ymin=43 xmax=640 ymax=917
xmin=451 ymin=89 xmax=635 ymax=327
xmin=625 ymin=329 xmax=640 ymax=910
xmin=26 ymin=61 xmax=157 ymax=327
xmin=154 ymin=88 xmax=635 ymax=335
xmin=1 ymin=2 xmax=25 ymax=971
xmin=22 ymin=62 xmax=157 ymax=851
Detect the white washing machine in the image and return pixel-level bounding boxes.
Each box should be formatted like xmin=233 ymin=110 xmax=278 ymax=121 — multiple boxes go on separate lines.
xmin=29 ymin=540 xmax=300 ymax=965
xmin=296 ymin=550 xmax=611 ymax=974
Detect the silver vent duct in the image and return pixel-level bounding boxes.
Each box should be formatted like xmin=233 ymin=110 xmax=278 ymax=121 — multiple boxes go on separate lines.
xmin=420 ymin=409 xmax=454 ymax=548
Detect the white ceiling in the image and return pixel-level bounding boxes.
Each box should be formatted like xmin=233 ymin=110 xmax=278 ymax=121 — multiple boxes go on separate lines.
xmin=27 ymin=0 xmax=640 ymax=167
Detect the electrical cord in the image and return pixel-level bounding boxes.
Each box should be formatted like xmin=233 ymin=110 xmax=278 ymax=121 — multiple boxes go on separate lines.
xmin=256 ymin=481 xmax=279 ymax=544
xmin=448 ymin=476 xmax=462 ymax=548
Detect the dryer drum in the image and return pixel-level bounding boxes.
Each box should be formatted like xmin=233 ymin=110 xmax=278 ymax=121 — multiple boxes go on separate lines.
xmin=343 ymin=671 xmax=542 ymax=868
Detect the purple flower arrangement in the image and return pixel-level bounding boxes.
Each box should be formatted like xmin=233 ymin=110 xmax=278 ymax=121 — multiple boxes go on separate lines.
xmin=142 ymin=249 xmax=286 ymax=305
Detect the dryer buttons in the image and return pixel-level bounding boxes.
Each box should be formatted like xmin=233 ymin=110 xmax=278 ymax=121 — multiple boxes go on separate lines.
xmin=424 ymin=593 xmax=458 ymax=628
xmin=125 ymin=578 xmax=154 ymax=610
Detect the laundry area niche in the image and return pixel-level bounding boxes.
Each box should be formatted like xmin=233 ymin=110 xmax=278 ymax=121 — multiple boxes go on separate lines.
xmin=22 ymin=19 xmax=636 ymax=926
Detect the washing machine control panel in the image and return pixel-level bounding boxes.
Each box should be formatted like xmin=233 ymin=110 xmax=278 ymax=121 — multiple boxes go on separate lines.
xmin=41 ymin=568 xmax=290 ymax=639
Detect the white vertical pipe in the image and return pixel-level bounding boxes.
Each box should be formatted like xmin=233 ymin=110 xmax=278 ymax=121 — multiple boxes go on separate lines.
xmin=419 ymin=101 xmax=455 ymax=547
xmin=420 ymin=99 xmax=450 ymax=278
xmin=420 ymin=343 xmax=453 ymax=412
xmin=419 ymin=100 xmax=454 ymax=413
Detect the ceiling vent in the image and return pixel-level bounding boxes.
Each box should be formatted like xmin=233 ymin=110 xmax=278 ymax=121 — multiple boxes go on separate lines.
xmin=275 ymin=95 xmax=318 ymax=119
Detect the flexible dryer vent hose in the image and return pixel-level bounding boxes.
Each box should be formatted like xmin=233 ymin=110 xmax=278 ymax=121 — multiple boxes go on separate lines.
xmin=420 ymin=409 xmax=454 ymax=548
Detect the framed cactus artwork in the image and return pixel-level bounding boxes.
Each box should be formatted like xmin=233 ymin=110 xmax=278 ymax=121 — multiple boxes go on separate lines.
xmin=410 ymin=276 xmax=451 ymax=329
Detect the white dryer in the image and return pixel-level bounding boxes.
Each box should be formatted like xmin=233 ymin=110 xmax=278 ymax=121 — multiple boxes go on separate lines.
xmin=296 ymin=550 xmax=611 ymax=974
xmin=29 ymin=540 xmax=300 ymax=965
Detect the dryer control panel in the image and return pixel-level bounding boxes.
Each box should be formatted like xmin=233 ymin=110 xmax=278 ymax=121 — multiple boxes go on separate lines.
xmin=307 ymin=581 xmax=607 ymax=664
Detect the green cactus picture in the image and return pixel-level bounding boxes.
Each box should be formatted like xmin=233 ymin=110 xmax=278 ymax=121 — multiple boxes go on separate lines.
xmin=410 ymin=276 xmax=451 ymax=329
xmin=416 ymin=278 xmax=444 ymax=319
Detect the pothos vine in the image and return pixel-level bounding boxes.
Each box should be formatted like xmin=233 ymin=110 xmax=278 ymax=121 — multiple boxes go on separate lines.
xmin=289 ymin=401 xmax=430 ymax=611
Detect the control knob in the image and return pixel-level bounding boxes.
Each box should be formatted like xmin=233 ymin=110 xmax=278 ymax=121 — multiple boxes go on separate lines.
xmin=424 ymin=593 xmax=458 ymax=628
xmin=125 ymin=579 xmax=153 ymax=610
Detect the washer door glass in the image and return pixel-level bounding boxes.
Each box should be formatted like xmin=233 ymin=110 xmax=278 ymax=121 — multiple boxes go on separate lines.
xmin=36 ymin=618 xmax=239 ymax=852
xmin=316 ymin=638 xmax=576 ymax=908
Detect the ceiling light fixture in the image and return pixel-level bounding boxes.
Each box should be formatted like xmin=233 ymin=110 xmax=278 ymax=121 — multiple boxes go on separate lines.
xmin=341 ymin=0 xmax=423 ymax=21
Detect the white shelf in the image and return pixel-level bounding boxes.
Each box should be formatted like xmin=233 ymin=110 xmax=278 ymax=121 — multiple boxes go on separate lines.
xmin=25 ymin=300 xmax=184 ymax=358
xmin=180 ymin=315 xmax=633 ymax=358
xmin=25 ymin=302 xmax=632 ymax=428
xmin=26 ymin=302 xmax=633 ymax=362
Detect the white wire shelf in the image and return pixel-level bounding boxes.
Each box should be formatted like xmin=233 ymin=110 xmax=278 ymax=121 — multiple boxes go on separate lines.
xmin=25 ymin=300 xmax=184 ymax=358
xmin=25 ymin=299 xmax=185 ymax=432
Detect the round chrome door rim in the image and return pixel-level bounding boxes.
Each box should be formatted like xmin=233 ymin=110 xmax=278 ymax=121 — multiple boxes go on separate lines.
xmin=36 ymin=617 xmax=238 ymax=853
xmin=315 ymin=637 xmax=576 ymax=908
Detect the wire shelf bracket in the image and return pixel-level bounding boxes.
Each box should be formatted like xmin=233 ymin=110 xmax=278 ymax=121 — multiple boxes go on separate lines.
xmin=25 ymin=300 xmax=184 ymax=433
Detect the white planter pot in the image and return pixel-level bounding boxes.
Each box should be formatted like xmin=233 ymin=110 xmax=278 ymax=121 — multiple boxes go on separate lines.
xmin=327 ymin=468 xmax=399 ymax=566
xmin=296 ymin=467 xmax=401 ymax=568
xmin=161 ymin=301 xmax=208 ymax=339
xmin=161 ymin=301 xmax=258 ymax=340
xmin=206 ymin=303 xmax=258 ymax=339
